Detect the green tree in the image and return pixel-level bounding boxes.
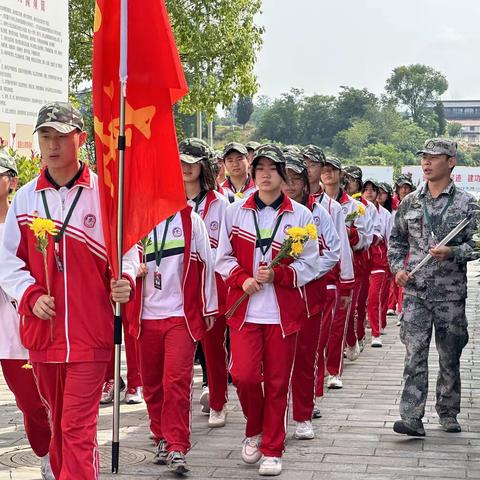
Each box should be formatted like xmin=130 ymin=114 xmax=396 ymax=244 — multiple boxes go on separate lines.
xmin=256 ymin=89 xmax=303 ymax=144
xmin=68 ymin=0 xmax=264 ymax=118
xmin=332 ymin=119 xmax=374 ymax=157
xmin=236 ymin=96 xmax=254 ymax=128
xmin=334 ymin=87 xmax=378 ymax=131
xmin=434 ymin=101 xmax=447 ymax=136
xmin=385 ymin=64 xmax=448 ymax=122
xmin=249 ymin=95 xmax=272 ymax=126
xmin=300 ymin=95 xmax=337 ymax=146
xmin=447 ymin=122 xmax=463 ymax=137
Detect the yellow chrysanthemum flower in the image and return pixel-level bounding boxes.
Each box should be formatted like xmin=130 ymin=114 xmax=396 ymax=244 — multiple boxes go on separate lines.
xmin=30 ymin=217 xmax=57 ymax=240
xmin=305 ymin=223 xmax=317 ymax=240
xmin=235 ymin=192 xmax=244 ymax=199
xmin=287 ymin=226 xmax=307 ymax=240
xmin=357 ymin=204 xmax=366 ymax=216
xmin=290 ymin=241 xmax=303 ymax=257
xmin=352 ymin=192 xmax=362 ymax=200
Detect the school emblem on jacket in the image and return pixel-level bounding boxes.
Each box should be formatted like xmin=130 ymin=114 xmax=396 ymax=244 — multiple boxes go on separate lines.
xmin=283 ymin=224 xmax=292 ymax=234
xmin=342 ymin=206 xmax=348 ymax=215
xmin=210 ymin=221 xmax=218 ymax=231
xmin=84 ymin=214 xmax=96 ymax=228
xmin=313 ymin=216 xmax=320 ymax=226
xmin=173 ymin=227 xmax=182 ymax=238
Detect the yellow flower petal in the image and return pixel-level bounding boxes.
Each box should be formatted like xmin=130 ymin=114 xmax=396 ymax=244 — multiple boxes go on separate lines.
xmin=305 ymin=223 xmax=317 ymax=240
xmin=30 ymin=217 xmax=57 ymax=240
xmin=357 ymin=204 xmax=366 ymax=216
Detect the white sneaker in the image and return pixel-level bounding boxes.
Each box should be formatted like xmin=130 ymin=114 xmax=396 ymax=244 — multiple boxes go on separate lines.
xmin=358 ymin=338 xmax=365 ymax=352
xmin=381 ymin=328 xmax=386 ymax=335
xmin=124 ymin=386 xmax=143 ymax=404
xmin=387 ymin=309 xmax=396 ymax=316
xmin=208 ymin=407 xmax=227 ymax=428
xmin=241 ymin=434 xmax=262 ymax=464
xmin=396 ymin=319 xmax=402 ymax=326
xmin=259 ymin=456 xmax=282 ymax=476
xmin=312 ymin=404 xmax=322 ymax=419
xmin=327 ymin=375 xmax=343 ymax=389
xmin=199 ymin=386 xmax=210 ymax=415
xmin=371 ymin=336 xmax=383 ymax=348
xmin=40 ymin=454 xmax=55 ymax=480
xmin=345 ymin=341 xmax=360 ymax=361
xmin=294 ymin=420 xmax=315 ymax=440
xmin=100 ymin=378 xmax=126 ymax=404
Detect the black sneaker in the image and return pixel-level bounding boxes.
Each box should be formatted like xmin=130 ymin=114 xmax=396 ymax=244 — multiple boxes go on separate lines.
xmin=439 ymin=417 xmax=461 ymax=433
xmin=153 ymin=439 xmax=168 ymax=465
xmin=393 ymin=419 xmax=426 ymax=437
xmin=166 ymin=451 xmax=189 ymax=475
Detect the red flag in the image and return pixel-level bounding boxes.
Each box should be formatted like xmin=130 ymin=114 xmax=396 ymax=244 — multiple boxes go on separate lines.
xmin=93 ymin=0 xmax=188 ymax=277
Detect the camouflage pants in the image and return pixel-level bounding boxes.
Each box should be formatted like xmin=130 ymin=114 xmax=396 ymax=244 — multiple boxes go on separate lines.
xmin=399 ymin=295 xmax=469 ymax=421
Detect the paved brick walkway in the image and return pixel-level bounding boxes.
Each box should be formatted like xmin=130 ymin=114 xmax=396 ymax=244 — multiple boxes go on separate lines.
xmin=1 ymin=265 xmax=480 ymax=479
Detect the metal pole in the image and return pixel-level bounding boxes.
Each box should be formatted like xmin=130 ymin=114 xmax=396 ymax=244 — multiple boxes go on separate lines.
xmin=196 ymin=111 xmax=202 ymax=139
xmin=208 ymin=120 xmax=213 ymax=147
xmin=112 ymin=87 xmax=126 ymax=474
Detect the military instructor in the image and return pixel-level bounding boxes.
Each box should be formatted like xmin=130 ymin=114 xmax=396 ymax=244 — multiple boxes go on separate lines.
xmin=388 ymin=138 xmax=477 ymax=436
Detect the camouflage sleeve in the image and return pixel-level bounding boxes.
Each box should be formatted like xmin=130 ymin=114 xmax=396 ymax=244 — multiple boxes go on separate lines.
xmin=451 ymin=197 xmax=478 ymax=264
xmin=388 ymin=199 xmax=410 ymax=275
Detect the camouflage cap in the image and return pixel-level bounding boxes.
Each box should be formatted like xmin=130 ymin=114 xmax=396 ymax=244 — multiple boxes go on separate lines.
xmin=179 ymin=137 xmax=212 ymax=164
xmin=378 ymin=182 xmax=393 ymax=196
xmin=283 ymin=145 xmax=301 ymax=154
xmin=245 ymin=141 xmax=261 ymax=151
xmin=253 ymin=144 xmax=286 ymax=164
xmin=301 ymin=144 xmax=326 ymax=164
xmin=417 ymin=138 xmax=457 ymax=157
xmin=223 ymin=142 xmax=248 ymax=157
xmin=343 ymin=165 xmax=363 ymax=180
xmin=324 ymin=156 xmax=342 ymax=170
xmin=362 ymin=177 xmax=380 ymax=190
xmin=284 ymin=151 xmax=306 ymax=174
xmin=395 ymin=174 xmax=414 ymax=188
xmin=34 ymin=102 xmax=84 ymax=134
xmin=0 ymin=148 xmax=18 ymax=175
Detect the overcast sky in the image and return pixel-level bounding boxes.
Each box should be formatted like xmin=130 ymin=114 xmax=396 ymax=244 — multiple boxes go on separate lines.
xmin=254 ymin=0 xmax=480 ymax=100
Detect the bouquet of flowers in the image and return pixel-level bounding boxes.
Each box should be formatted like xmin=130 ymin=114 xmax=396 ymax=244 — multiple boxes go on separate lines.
xmin=224 ymin=223 xmax=317 ymax=320
xmin=345 ymin=203 xmax=366 ymax=226
xmin=30 ymin=215 xmax=58 ymax=341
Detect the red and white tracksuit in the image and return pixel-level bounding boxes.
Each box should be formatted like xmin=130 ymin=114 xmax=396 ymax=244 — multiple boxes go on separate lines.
xmin=292 ymin=196 xmax=340 ymax=422
xmin=0 ymin=167 xmax=138 ymax=480
xmin=0 ymin=223 xmax=51 ymax=459
xmin=220 ymin=175 xmax=257 ymax=201
xmin=187 ymin=190 xmax=229 ymax=412
xmin=216 ymin=193 xmax=320 ymax=457
xmin=126 ymin=207 xmax=218 ymax=454
xmin=354 ymin=198 xmax=381 ymax=344
xmin=368 ymin=203 xmax=393 ymax=338
xmin=316 ymin=192 xmax=355 ymax=394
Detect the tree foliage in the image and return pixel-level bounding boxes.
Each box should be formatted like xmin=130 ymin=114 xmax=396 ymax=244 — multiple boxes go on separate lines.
xmin=68 ymin=0 xmax=264 ymax=118
xmin=385 ymin=64 xmax=448 ymax=122
xmin=236 ymin=96 xmax=254 ymax=127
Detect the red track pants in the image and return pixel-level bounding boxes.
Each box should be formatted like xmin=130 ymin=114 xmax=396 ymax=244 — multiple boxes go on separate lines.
xmin=345 ymin=281 xmax=362 ymax=348
xmin=292 ymin=311 xmax=322 ymax=422
xmin=229 ymin=324 xmax=297 ymax=458
xmin=355 ymin=271 xmax=370 ymax=343
xmin=388 ymin=281 xmax=403 ymax=313
xmin=316 ymin=288 xmax=338 ymax=397
xmin=326 ymin=289 xmax=352 ymax=376
xmin=138 ymin=317 xmax=195 ymax=454
xmin=32 ymin=361 xmax=107 ymax=480
xmin=105 ymin=324 xmax=141 ymax=388
xmin=200 ymin=315 xmax=228 ymax=411
xmin=1 ymin=360 xmax=51 ymax=457
xmin=368 ymin=269 xmax=388 ymax=337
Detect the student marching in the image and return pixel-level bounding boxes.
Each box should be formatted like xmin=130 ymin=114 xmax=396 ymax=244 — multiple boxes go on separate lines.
xmin=1 ymin=103 xmax=475 ymax=479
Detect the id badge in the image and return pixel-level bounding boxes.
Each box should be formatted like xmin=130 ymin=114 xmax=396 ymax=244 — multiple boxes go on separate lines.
xmin=154 ymin=270 xmax=162 ymax=290
xmin=54 ymin=243 xmax=64 ymax=272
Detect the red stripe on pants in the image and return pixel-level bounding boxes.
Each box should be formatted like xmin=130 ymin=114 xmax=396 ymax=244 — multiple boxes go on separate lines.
xmin=200 ymin=314 xmax=228 ymax=411
xmin=381 ymin=272 xmax=392 ymax=328
xmin=355 ymin=272 xmax=370 ymax=342
xmin=105 ymin=319 xmax=142 ymax=388
xmin=1 ymin=359 xmax=51 ymax=457
xmin=326 ymin=290 xmax=352 ymax=376
xmin=368 ymin=270 xmax=387 ymax=337
xmin=229 ymin=324 xmax=297 ymax=458
xmin=345 ymin=281 xmax=362 ymax=348
xmin=138 ymin=317 xmax=195 ymax=454
xmin=316 ymin=288 xmax=338 ymax=397
xmin=32 ymin=361 xmax=107 ymax=480
xmin=292 ymin=311 xmax=322 ymax=421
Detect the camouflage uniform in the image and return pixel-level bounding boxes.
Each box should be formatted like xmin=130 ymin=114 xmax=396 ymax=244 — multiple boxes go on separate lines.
xmin=388 ymin=138 xmax=477 ymax=423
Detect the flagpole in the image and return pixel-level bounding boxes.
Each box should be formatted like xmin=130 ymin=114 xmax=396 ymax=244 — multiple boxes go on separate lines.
xmin=112 ymin=0 xmax=128 ymax=473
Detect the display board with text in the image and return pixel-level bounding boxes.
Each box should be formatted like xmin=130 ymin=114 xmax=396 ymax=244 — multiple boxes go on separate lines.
xmin=0 ymin=0 xmax=68 ymax=154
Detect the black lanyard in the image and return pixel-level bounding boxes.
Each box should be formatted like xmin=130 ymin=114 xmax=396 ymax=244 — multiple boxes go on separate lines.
xmin=252 ymin=210 xmax=284 ymax=258
xmin=153 ymin=216 xmax=174 ymax=269
xmin=228 ymin=176 xmax=250 ymax=194
xmin=422 ymin=190 xmax=455 ymax=237
xmin=192 ymin=191 xmax=207 ymax=214
xmin=41 ymin=187 xmax=83 ymax=244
